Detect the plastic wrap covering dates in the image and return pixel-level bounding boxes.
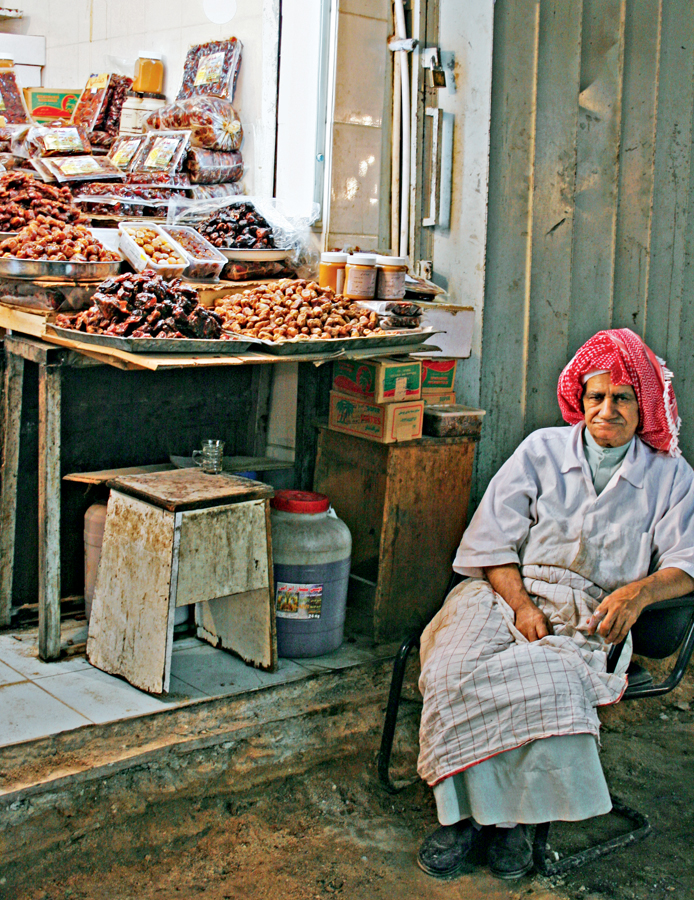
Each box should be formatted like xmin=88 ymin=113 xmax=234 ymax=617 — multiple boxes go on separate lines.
xmin=93 ymin=75 xmax=133 ymax=135
xmin=74 ymin=183 xmax=180 ymax=218
xmin=0 ymin=216 xmax=119 ymax=262
xmin=74 ymin=183 xmax=179 ymax=202
xmin=222 ymin=259 xmax=294 ymax=282
xmin=186 ymin=147 xmax=242 ymax=184
xmin=0 ymin=71 xmax=30 ymax=123
xmin=0 ymin=172 xmax=88 ymax=231
xmin=18 ymin=126 xmax=92 ymax=158
xmin=72 ymin=74 xmax=112 ymax=131
xmin=145 ymin=96 xmax=243 ymax=152
xmin=190 ymin=183 xmax=243 ymax=200
xmin=178 ymin=39 xmax=243 ymax=101
xmin=55 ymin=271 xmax=224 ymax=339
xmin=0 ymin=125 xmax=29 ymax=153
xmin=43 ymin=155 xmax=125 ymax=183
xmin=77 ymin=199 xmax=169 ymax=218
xmin=162 ymin=225 xmax=226 ymax=280
xmin=130 ymin=131 xmax=192 ymax=176
xmin=125 ymin=171 xmax=191 ymax=188
xmin=198 ymin=202 xmax=274 ymax=249
xmin=0 ymin=275 xmax=97 ymax=312
xmin=108 ymin=134 xmax=147 ymax=170
xmin=215 ymin=279 xmax=383 ymax=342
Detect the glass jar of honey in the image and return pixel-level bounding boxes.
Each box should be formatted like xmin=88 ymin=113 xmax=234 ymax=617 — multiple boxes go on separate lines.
xmin=376 ymin=255 xmax=408 ymax=300
xmin=133 ymin=55 xmax=164 ymax=95
xmin=344 ymin=253 xmax=377 ymax=300
xmin=319 ymin=252 xmax=348 ymax=294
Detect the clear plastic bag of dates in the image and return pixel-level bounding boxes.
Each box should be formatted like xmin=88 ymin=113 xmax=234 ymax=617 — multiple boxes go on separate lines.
xmin=221 ymin=259 xmax=295 ymax=282
xmin=144 ymin=95 xmax=242 ymax=152
xmin=14 ymin=125 xmax=92 ymax=158
xmin=0 ymin=124 xmax=29 ymax=153
xmin=177 ymin=39 xmax=243 ymax=101
xmin=0 ymin=71 xmax=31 ymax=123
xmin=185 ymin=147 xmax=243 ymax=184
xmin=108 ymin=134 xmax=147 ymax=171
xmin=42 ymin=155 xmax=126 ymax=183
xmin=93 ymin=74 xmax=133 ymax=135
xmin=71 ymin=73 xmax=112 ymax=130
xmin=130 ymin=131 xmax=192 ymax=177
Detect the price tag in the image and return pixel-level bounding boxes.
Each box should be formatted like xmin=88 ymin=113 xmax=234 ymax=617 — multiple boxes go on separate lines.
xmin=194 ymin=51 xmax=225 ymax=86
xmin=143 ymin=136 xmax=179 ymax=170
xmin=56 ymin=156 xmax=102 ymax=176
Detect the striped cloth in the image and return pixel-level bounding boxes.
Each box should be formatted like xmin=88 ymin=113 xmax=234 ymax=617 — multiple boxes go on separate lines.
xmin=417 ymin=566 xmax=627 ymax=787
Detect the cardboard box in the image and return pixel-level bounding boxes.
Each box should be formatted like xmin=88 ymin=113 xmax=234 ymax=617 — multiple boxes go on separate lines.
xmin=329 ymin=391 xmax=424 ymax=443
xmin=24 ymin=88 xmax=79 ymax=123
xmin=422 ymin=390 xmax=456 ymax=406
xmin=421 ymin=357 xmax=457 ymax=391
xmin=332 ymin=357 xmax=421 ymax=403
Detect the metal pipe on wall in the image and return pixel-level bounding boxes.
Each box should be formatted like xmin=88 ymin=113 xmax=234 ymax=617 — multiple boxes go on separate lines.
xmin=393 ymin=0 xmax=410 ymax=260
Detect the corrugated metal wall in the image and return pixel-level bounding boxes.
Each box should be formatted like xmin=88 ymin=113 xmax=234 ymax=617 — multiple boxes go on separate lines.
xmin=476 ymin=0 xmax=694 ymax=503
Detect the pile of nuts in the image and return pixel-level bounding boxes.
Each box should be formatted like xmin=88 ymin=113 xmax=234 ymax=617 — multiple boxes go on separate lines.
xmin=0 ymin=171 xmax=88 ymax=232
xmin=198 ymin=202 xmax=274 ymax=249
xmin=55 ymin=271 xmax=224 ymax=339
xmin=0 ymin=216 xmax=120 ymax=262
xmin=124 ymin=226 xmax=186 ymax=266
xmin=215 ymin=279 xmax=383 ymax=342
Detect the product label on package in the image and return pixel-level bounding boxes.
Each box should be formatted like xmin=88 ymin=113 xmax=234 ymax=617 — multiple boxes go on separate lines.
xmin=345 ymin=266 xmax=376 ymax=298
xmin=377 ymin=268 xmax=406 ymax=300
xmin=56 ymin=156 xmax=102 ymax=175
xmin=0 ymin=92 xmax=5 ymax=111
xmin=111 ymin=137 xmax=141 ymax=168
xmin=194 ymin=51 xmax=226 ymax=86
xmin=87 ymin=73 xmax=110 ymax=93
xmin=44 ymin=129 xmax=83 ymax=152
xmin=144 ymin=136 xmax=179 ymax=169
xmin=276 ymin=581 xmax=323 ymax=620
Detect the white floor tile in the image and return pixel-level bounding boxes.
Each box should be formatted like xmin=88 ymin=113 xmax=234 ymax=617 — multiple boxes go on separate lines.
xmin=0 ymin=634 xmax=92 ymax=680
xmin=0 ymin=660 xmax=26 ymax=686
xmin=37 ymin=666 xmax=175 ymax=724
xmin=170 ymin=645 xmax=271 ymax=696
xmin=0 ymin=681 xmax=90 ymax=746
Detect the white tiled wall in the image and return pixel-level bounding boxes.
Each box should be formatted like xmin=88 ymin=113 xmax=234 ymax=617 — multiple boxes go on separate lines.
xmin=0 ymin=0 xmax=280 ymax=194
xmin=325 ymin=0 xmax=390 ymax=252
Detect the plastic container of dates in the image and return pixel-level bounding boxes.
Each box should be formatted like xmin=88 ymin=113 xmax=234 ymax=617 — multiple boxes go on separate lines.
xmin=161 ymin=225 xmax=226 ymax=280
xmin=118 ymin=222 xmax=188 ymax=280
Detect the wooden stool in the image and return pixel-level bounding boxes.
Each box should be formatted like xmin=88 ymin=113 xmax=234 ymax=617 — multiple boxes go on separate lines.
xmin=86 ymin=469 xmax=275 ymax=694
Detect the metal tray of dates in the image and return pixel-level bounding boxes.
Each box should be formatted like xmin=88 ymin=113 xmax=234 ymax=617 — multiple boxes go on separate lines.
xmin=0 ymin=257 xmax=122 ymax=282
xmin=235 ymin=327 xmax=438 ymax=356
xmin=47 ymin=325 xmax=256 ymax=355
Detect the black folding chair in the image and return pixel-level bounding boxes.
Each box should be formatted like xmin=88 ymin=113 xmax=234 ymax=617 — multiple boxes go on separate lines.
xmin=377 ymin=579 xmax=694 ymax=874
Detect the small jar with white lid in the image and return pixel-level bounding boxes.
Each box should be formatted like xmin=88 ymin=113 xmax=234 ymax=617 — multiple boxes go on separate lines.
xmin=376 ymin=255 xmax=408 ymax=300
xmin=319 ymin=251 xmax=348 ymax=294
xmin=344 ymin=253 xmax=377 ymax=300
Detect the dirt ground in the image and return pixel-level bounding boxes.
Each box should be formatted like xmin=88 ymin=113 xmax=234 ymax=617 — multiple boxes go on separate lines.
xmin=2 ymin=675 xmax=692 ymax=900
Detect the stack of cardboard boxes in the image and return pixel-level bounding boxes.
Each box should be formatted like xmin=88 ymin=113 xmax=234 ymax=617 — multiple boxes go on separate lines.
xmin=328 ymin=356 xmax=457 ymax=443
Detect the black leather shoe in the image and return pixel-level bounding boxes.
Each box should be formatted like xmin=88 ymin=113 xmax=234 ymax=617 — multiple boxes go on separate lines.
xmin=488 ymin=824 xmax=533 ymax=879
xmin=417 ymin=820 xmax=478 ymax=878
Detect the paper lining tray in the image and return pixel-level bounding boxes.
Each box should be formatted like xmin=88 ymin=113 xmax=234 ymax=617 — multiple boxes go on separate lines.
xmin=0 ymin=257 xmax=122 ymax=282
xmin=231 ymin=327 xmax=438 ymax=356
xmin=47 ymin=325 xmax=256 ymax=355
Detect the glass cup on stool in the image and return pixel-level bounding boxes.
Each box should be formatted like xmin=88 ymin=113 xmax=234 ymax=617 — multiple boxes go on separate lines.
xmin=192 ymin=439 xmax=225 ymax=474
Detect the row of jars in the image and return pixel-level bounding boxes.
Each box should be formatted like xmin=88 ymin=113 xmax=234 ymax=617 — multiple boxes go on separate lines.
xmin=319 ymin=252 xmax=408 ymax=301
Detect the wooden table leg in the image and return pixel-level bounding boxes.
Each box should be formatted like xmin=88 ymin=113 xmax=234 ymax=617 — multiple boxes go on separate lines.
xmin=38 ymin=364 xmax=62 ymax=661
xmin=0 ymin=350 xmax=24 ymax=626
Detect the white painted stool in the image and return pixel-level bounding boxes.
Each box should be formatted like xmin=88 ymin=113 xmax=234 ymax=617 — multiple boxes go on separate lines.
xmin=87 ymin=469 xmax=276 ymax=694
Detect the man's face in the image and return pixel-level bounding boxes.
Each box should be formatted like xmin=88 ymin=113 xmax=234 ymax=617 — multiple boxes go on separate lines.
xmin=583 ymin=373 xmax=639 ymax=448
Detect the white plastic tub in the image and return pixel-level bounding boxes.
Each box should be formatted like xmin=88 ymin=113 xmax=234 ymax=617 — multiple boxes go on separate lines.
xmin=118 ymin=221 xmax=188 ymax=280
xmin=162 ymin=225 xmax=226 ymax=280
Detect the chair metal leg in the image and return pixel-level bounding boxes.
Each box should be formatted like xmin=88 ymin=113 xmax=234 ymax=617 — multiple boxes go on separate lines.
xmin=532 ymin=796 xmax=652 ymax=876
xmin=377 ymin=630 xmax=422 ymax=794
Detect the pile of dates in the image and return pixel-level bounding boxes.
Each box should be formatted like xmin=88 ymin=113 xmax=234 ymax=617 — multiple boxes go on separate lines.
xmin=0 ymin=171 xmax=88 ymax=231
xmin=55 ymin=271 xmax=224 ymax=339
xmin=0 ymin=216 xmax=119 ymax=262
xmin=197 ymin=202 xmax=275 ymax=250
xmin=215 ymin=279 xmax=383 ymax=342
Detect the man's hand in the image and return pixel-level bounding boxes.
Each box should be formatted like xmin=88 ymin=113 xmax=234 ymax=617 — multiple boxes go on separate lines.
xmin=588 ymin=567 xmax=694 ymax=645
xmin=514 ymin=598 xmax=554 ymax=642
xmin=484 ymin=563 xmax=554 ymax=642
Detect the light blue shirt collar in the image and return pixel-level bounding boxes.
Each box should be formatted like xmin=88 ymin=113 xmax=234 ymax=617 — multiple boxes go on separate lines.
xmin=561 ymin=423 xmax=645 ymax=489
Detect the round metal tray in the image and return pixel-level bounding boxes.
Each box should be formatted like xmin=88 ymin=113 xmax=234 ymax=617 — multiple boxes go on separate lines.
xmin=0 ymin=232 xmax=19 ymax=240
xmin=219 ymin=247 xmax=292 ymax=262
xmin=0 ymin=256 xmax=122 ymax=282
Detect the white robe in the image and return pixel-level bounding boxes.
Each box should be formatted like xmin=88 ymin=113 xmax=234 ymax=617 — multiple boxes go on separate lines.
xmin=418 ymin=424 xmax=694 ymax=823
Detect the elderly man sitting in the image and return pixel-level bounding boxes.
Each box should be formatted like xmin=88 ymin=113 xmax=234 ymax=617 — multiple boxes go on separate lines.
xmin=417 ymin=329 xmax=694 ymax=880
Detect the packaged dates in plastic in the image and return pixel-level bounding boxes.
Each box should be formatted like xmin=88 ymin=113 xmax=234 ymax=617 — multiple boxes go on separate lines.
xmin=186 ymin=148 xmax=242 ymax=184
xmin=0 ymin=71 xmax=30 ymax=124
xmin=177 ymin=39 xmax=243 ymax=101
xmin=197 ymin=201 xmax=275 ymax=250
xmin=108 ymin=134 xmax=147 ymax=171
xmin=72 ymin=74 xmax=112 ymax=131
xmin=42 ymin=155 xmax=126 ymax=183
xmin=130 ymin=131 xmax=192 ymax=176
xmin=18 ymin=126 xmax=92 ymax=158
xmin=144 ymin=95 xmax=242 ymax=152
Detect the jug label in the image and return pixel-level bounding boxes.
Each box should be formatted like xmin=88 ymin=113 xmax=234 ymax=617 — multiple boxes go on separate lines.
xmin=276 ymin=581 xmax=322 ymax=619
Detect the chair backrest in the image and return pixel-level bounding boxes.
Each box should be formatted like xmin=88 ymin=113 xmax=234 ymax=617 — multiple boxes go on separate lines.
xmin=630 ymin=595 xmax=694 ymax=659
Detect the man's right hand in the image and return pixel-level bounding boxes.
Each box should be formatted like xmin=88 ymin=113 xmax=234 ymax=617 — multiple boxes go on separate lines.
xmin=513 ymin=599 xmax=553 ymax=642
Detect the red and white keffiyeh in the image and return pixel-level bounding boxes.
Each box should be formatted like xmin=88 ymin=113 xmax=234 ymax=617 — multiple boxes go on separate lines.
xmin=557 ymin=328 xmax=681 ymax=456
